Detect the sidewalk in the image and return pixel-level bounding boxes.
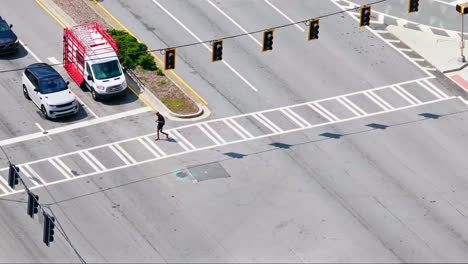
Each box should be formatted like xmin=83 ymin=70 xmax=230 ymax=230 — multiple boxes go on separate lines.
xmin=387 ymin=25 xmax=468 ymax=91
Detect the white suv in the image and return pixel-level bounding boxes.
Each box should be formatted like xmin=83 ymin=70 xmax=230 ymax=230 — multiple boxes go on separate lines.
xmin=22 ymin=63 xmax=79 ymax=119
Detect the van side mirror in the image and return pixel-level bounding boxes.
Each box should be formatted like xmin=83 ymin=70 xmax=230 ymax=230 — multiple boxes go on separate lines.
xmin=87 ymin=75 xmax=93 ymax=81
xmin=9 ymin=24 xmax=13 ymax=28
xmin=33 ymin=88 xmax=39 ymax=92
xmin=123 ymin=68 xmax=127 ymax=73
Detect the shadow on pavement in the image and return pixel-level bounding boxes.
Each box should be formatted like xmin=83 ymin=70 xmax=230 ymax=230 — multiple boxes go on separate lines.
xmin=0 ymin=44 xmax=28 ymax=61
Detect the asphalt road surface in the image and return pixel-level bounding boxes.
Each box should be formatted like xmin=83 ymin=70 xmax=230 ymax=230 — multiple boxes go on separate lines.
xmin=1 ymin=0 xmax=468 ymax=262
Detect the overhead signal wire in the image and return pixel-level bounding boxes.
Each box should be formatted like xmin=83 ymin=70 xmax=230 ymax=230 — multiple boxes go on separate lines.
xmin=0 ymin=0 xmax=386 ymax=74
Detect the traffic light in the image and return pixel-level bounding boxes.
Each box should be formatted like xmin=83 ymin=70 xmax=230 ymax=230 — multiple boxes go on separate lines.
xmin=360 ymin=6 xmax=371 ymax=27
xmin=164 ymin=49 xmax=176 ymax=70
xmin=456 ymin=3 xmax=468 ymax=15
xmin=409 ymin=0 xmax=419 ymax=13
xmin=308 ymin=19 xmax=319 ymax=41
xmin=43 ymin=212 xmax=55 ymax=247
xmin=27 ymin=192 xmax=39 ymax=218
xmin=212 ymin=40 xmax=223 ymax=62
xmin=8 ymin=163 xmax=19 ymax=189
xmin=263 ymin=30 xmax=274 ymax=52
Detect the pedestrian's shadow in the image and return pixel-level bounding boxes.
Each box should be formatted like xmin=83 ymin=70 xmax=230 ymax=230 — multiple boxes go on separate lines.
xmin=167 ymin=138 xmax=177 ymax=143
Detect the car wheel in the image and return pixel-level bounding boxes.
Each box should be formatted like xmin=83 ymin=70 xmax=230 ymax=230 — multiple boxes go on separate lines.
xmin=91 ymin=88 xmax=99 ymax=101
xmin=41 ymin=105 xmax=48 ymax=119
xmin=23 ymin=85 xmax=30 ymax=100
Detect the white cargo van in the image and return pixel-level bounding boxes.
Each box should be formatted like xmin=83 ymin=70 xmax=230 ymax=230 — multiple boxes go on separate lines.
xmin=63 ymin=22 xmax=127 ymax=101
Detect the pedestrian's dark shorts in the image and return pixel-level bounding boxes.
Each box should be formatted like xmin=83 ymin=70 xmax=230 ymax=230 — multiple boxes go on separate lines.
xmin=158 ymin=123 xmax=164 ymax=130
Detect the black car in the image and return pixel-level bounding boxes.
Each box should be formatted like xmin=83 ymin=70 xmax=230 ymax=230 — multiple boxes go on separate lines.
xmin=0 ymin=16 xmax=18 ymax=55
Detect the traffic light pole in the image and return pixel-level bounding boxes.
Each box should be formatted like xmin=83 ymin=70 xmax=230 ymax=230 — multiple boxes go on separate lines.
xmin=460 ymin=14 xmax=466 ymax=63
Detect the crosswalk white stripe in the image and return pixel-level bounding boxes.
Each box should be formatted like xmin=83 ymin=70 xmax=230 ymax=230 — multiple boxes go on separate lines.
xmin=171 ymin=130 xmax=194 ymax=151
xmin=49 ymin=159 xmax=71 ymax=179
xmin=223 ymin=119 xmax=248 ymax=139
xmin=138 ymin=138 xmax=160 ymax=158
xmin=421 ymin=80 xmax=449 ymax=98
xmin=398 ymin=48 xmax=412 ymax=52
xmin=252 ymin=114 xmax=280 ymax=133
xmin=284 ymin=108 xmax=312 ymax=127
xmin=229 ymin=118 xmax=254 ymax=138
xmin=313 ymin=102 xmax=340 ymax=121
xmin=395 ymin=85 xmax=422 ymax=104
xmin=417 ymin=80 xmax=443 ymax=99
xmin=55 ymin=158 xmax=75 ymax=178
xmin=115 ymin=144 xmax=137 ymax=164
xmin=365 ymin=91 xmax=393 ymax=110
xmin=280 ymin=109 xmax=305 ymax=128
xmin=0 ymin=169 xmax=15 ymax=192
xmin=0 ymin=180 xmax=8 ymax=193
xmin=143 ymin=137 xmax=167 ymax=157
xmin=387 ymin=39 xmax=401 ymax=43
xmin=198 ymin=124 xmax=221 ymax=145
xmin=258 ymin=113 xmax=283 ymax=132
xmin=203 ymin=123 xmax=227 ymax=144
xmin=336 ymin=97 xmax=362 ymax=116
xmin=392 ymin=86 xmax=416 ymax=105
xmin=19 ymin=166 xmax=39 ymax=186
xmin=79 ymin=152 xmax=101 ymax=172
xmin=109 ymin=145 xmax=131 ymax=165
xmin=308 ymin=103 xmax=335 ymax=122
xmin=341 ymin=97 xmax=367 ymax=115
xmin=84 ymin=151 xmax=107 ymax=171
xmin=24 ymin=165 xmax=47 ymax=185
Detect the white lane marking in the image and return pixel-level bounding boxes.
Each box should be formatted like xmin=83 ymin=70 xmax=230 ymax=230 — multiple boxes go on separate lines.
xmin=76 ymin=96 xmax=99 ymax=119
xmin=114 ymin=144 xmax=137 ymax=164
xmin=138 ymin=138 xmax=160 ymax=158
xmin=421 ymin=80 xmax=449 ymax=98
xmin=457 ymin=96 xmax=468 ymax=106
xmin=19 ymin=40 xmax=42 ymax=62
xmin=399 ymin=48 xmax=412 ymax=52
xmin=280 ymin=108 xmax=305 ymax=128
xmin=84 ymin=151 xmax=107 ymax=171
xmin=0 ymin=107 xmax=151 ymax=147
xmin=328 ymin=0 xmax=434 ymax=78
xmin=341 ymin=97 xmax=367 ymax=115
xmin=205 ymin=0 xmax=262 ymax=46
xmin=79 ymin=152 xmax=101 ymax=172
xmin=198 ymin=124 xmax=221 ymax=145
xmin=313 ymin=102 xmax=340 ymax=121
xmin=410 ymin=58 xmax=425 ymax=62
xmin=153 ymin=0 xmax=259 ymax=92
xmin=24 ymin=165 xmax=47 ymax=185
xmin=258 ymin=113 xmax=283 ymax=132
xmin=417 ymin=80 xmax=443 ymax=99
xmin=2 ymin=96 xmax=456 ymax=198
xmin=418 ymin=24 xmax=433 ymax=34
xmin=203 ymin=123 xmax=227 ymax=144
xmin=424 ymin=67 xmax=437 ymax=71
xmin=142 ymin=137 xmax=167 ymax=157
xmin=19 ymin=166 xmax=39 ymax=186
xmin=35 ymin=123 xmax=52 ymax=141
xmin=336 ymin=97 xmax=362 ymax=116
xmin=223 ymin=119 xmax=248 ymax=140
xmin=308 ymin=103 xmax=335 ymax=122
xmin=373 ymin=29 xmax=388 ymax=34
xmin=54 ymin=158 xmax=75 ymax=178
xmin=395 ymin=85 xmax=422 ymax=104
xmin=284 ymin=108 xmax=312 ymax=127
xmin=435 ymin=0 xmax=465 ymax=6
xmin=364 ymin=91 xmax=390 ymax=111
xmin=374 ymin=13 xmax=384 ymax=24
xmin=0 ymin=175 xmax=14 ymax=193
xmin=387 ymin=39 xmax=401 ymax=43
xmin=171 ymin=130 xmax=194 ymax=151
xmin=109 ymin=145 xmax=131 ymax=165
xmin=263 ymin=0 xmax=305 ymax=32
xmin=0 ymin=180 xmax=8 ymax=193
xmin=229 ymin=118 xmax=254 ymax=138
xmin=253 ymin=114 xmax=281 ymax=133
xmin=47 ymin=57 xmax=60 ymax=65
xmin=392 ymin=86 xmax=416 ymax=105
xmin=396 ymin=19 xmax=408 ymax=27
xmin=49 ymin=158 xmax=71 ymax=179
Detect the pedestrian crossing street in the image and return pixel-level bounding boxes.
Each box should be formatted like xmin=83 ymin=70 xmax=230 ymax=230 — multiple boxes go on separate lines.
xmin=0 ymin=77 xmax=456 ymax=197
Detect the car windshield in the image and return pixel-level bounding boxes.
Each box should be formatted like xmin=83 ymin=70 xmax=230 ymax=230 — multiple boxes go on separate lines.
xmin=91 ymin=60 xmax=122 ymax=80
xmin=0 ymin=21 xmax=9 ymax=32
xmin=39 ymin=77 xmax=68 ymax=94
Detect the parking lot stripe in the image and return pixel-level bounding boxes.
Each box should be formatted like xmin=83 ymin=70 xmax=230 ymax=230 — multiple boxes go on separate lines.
xmin=204 ymin=123 xmax=227 ymax=144
xmin=109 ymin=145 xmax=131 ymax=165
xmin=24 ymin=165 xmax=47 ymax=185
xmin=223 ymin=120 xmax=248 ymax=139
xmin=138 ymin=138 xmax=160 ymax=158
xmin=49 ymin=158 xmax=71 ymax=179
xmin=198 ymin=124 xmax=221 ymax=145
xmin=143 ymin=137 xmax=167 ymax=157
